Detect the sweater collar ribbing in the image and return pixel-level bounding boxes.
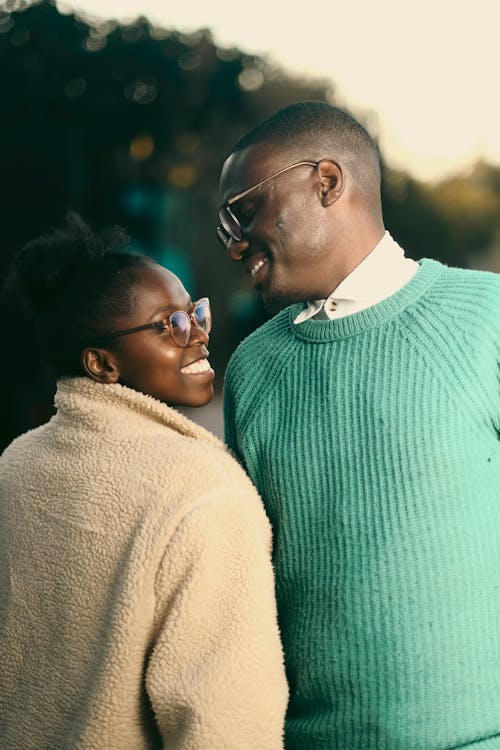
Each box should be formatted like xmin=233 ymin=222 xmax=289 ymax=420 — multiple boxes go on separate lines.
xmin=54 ymin=377 xmax=224 ymax=448
xmin=289 ymin=258 xmax=445 ymax=342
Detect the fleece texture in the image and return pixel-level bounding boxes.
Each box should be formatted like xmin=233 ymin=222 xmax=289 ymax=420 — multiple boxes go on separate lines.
xmin=224 ymin=258 xmax=500 ymax=749
xmin=0 ymin=378 xmax=288 ymax=750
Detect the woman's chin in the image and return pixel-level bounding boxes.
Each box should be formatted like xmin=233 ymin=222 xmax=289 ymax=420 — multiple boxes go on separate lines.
xmin=173 ymin=383 xmax=215 ymax=409
xmin=190 ymin=386 xmax=215 ymax=408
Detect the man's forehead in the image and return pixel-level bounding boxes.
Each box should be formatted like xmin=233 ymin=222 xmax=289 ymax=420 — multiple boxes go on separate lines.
xmin=219 ymin=142 xmax=282 ymax=200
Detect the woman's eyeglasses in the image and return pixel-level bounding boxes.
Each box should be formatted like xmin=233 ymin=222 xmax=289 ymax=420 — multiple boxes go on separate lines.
xmin=97 ymin=298 xmax=211 ymax=349
xmin=216 ymin=160 xmax=318 ymax=248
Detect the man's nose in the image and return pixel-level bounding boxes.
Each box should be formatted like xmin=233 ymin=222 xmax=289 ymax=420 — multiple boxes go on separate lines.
xmin=227 ymin=236 xmax=249 ymax=262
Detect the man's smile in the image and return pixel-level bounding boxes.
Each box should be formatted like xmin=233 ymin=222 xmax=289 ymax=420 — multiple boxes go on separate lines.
xmin=245 ymin=251 xmax=271 ymax=287
xmin=250 ymin=256 xmax=269 ymax=278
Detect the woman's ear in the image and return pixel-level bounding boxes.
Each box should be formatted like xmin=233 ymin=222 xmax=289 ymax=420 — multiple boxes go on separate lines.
xmin=81 ymin=348 xmax=120 ymax=384
xmin=317 ymin=159 xmax=344 ymax=207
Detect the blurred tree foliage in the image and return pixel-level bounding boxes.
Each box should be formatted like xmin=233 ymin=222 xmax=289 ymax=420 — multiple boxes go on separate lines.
xmin=383 ymin=161 xmax=500 ymax=270
xmin=0 ymin=0 xmax=499 ymax=449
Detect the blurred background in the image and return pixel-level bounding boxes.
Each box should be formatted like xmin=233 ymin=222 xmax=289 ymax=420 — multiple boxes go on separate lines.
xmin=1 ymin=0 xmax=499 ymax=446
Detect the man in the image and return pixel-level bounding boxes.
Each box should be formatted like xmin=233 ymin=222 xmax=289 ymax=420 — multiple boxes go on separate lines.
xmin=218 ymin=101 xmax=500 ymax=749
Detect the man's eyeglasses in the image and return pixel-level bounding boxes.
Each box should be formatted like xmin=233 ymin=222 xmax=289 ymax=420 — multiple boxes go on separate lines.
xmin=216 ymin=160 xmax=317 ymax=248
xmin=97 ymin=297 xmax=211 ymax=349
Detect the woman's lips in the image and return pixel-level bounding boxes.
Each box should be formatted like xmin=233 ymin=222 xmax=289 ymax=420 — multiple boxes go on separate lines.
xmin=180 ymin=358 xmax=214 ymax=375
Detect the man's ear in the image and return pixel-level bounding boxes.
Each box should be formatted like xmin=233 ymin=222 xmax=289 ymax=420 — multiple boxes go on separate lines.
xmin=81 ymin=347 xmax=120 ymax=384
xmin=317 ymin=159 xmax=344 ymax=207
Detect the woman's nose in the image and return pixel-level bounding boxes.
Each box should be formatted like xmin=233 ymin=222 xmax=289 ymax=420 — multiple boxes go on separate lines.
xmin=189 ymin=322 xmax=209 ymax=346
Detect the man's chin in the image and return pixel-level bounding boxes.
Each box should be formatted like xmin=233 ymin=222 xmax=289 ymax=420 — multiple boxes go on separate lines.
xmin=262 ymin=289 xmax=295 ymax=316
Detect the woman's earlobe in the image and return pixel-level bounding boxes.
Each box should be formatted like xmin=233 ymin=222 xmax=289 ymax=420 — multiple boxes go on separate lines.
xmin=81 ymin=348 xmax=120 ymax=384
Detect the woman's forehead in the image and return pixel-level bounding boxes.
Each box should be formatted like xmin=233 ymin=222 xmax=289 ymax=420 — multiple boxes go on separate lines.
xmin=129 ymin=264 xmax=190 ymax=316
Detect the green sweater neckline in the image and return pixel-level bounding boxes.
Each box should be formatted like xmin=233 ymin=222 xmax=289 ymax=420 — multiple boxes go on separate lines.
xmin=289 ymin=257 xmax=444 ymax=342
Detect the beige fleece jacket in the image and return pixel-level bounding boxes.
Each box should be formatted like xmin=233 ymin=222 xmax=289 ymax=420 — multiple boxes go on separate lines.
xmin=0 ymin=378 xmax=287 ymax=749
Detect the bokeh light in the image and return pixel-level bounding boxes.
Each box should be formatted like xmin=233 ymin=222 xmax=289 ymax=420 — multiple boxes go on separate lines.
xmin=129 ymin=134 xmax=155 ymax=161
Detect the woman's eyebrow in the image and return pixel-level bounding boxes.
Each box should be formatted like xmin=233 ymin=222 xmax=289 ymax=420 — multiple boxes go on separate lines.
xmin=148 ymin=299 xmax=192 ymax=321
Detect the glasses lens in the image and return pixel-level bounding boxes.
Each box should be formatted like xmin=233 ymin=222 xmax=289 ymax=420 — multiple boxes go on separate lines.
xmin=193 ymin=298 xmax=212 ymax=334
xmin=169 ymin=311 xmax=191 ymax=347
xmin=216 ymin=224 xmax=230 ymax=248
xmin=219 ymin=206 xmax=241 ymax=242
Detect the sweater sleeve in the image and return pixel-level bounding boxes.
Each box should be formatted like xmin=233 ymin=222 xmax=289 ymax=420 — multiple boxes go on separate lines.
xmin=146 ymin=486 xmax=288 ymax=750
xmin=223 ymin=364 xmax=242 ymax=462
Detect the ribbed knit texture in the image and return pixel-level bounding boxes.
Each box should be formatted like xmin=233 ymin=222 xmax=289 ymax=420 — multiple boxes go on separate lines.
xmin=224 ymin=259 xmax=500 ymax=749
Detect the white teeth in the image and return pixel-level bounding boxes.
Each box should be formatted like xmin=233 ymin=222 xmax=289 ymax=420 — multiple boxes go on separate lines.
xmin=250 ymin=257 xmax=269 ymax=277
xmin=180 ymin=358 xmax=212 ymax=374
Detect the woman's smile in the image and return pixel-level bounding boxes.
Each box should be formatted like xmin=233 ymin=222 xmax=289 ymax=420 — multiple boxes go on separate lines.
xmin=180 ymin=356 xmax=215 ymax=376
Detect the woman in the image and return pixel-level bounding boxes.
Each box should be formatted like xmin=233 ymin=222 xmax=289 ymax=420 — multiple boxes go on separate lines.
xmin=0 ymin=214 xmax=287 ymax=749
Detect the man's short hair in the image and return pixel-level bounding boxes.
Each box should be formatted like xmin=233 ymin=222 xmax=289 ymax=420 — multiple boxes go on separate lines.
xmin=229 ymin=101 xmax=381 ymax=210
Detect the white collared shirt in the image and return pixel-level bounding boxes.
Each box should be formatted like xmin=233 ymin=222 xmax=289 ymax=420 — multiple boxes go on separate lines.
xmin=293 ymin=231 xmax=419 ymax=324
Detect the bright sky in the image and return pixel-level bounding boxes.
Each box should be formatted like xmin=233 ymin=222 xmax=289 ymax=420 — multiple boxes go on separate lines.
xmin=64 ymin=0 xmax=500 ymax=182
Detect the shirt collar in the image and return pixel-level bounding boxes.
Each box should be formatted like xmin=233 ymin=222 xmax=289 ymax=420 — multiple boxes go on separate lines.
xmin=294 ymin=231 xmax=418 ymax=324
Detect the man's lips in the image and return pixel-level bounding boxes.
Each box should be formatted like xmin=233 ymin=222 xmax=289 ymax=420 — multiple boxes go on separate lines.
xmin=245 ymin=252 xmax=270 ymax=283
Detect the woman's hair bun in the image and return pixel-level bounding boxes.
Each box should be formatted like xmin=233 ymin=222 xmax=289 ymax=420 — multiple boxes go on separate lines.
xmin=5 ymin=212 xmax=128 ymax=320
xmin=3 ymin=211 xmax=152 ymax=377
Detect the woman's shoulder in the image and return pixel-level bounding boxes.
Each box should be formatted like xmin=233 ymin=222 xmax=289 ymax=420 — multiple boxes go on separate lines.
xmin=150 ymin=428 xmax=259 ymax=502
xmin=119 ymin=429 xmax=271 ymax=554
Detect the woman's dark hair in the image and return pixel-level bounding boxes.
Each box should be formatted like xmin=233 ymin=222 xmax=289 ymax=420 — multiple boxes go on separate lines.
xmin=4 ymin=212 xmax=154 ymax=377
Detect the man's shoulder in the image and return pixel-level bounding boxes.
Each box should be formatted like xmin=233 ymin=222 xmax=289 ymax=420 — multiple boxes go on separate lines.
xmin=227 ymin=306 xmax=293 ymax=368
xmin=224 ymin=305 xmax=300 ymax=407
xmin=430 ymin=259 xmax=499 ymax=290
xmin=424 ymin=259 xmax=499 ymax=314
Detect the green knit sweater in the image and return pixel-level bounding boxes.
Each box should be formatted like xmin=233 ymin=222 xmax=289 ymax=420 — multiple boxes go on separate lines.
xmin=224 ymin=259 xmax=500 ymax=750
